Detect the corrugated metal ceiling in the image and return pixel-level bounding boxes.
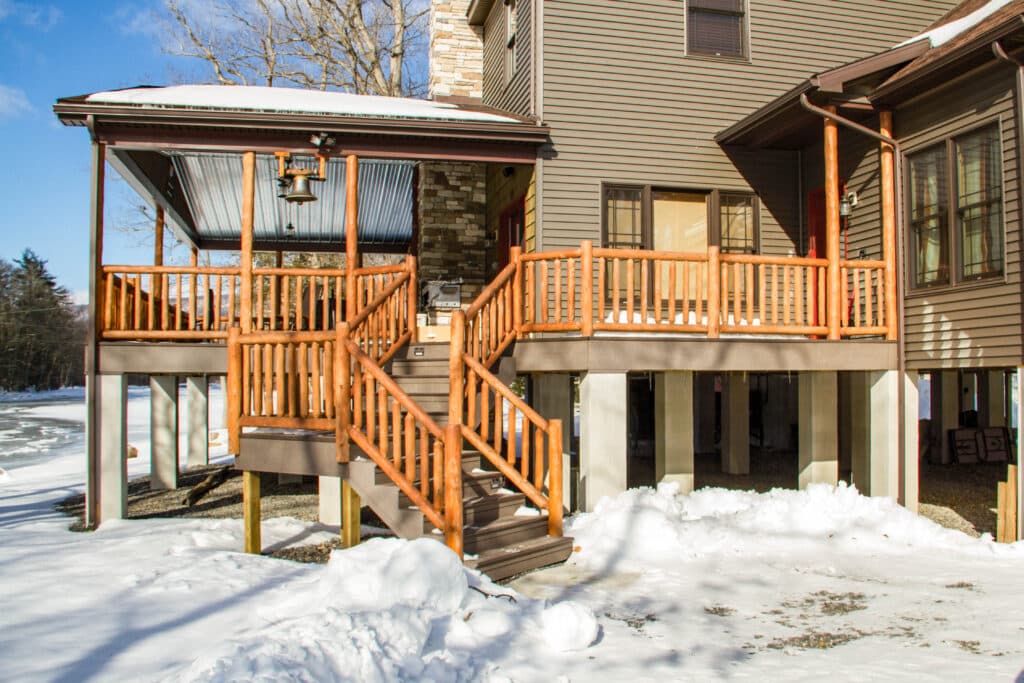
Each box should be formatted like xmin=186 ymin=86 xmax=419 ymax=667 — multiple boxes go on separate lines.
xmin=170 ymin=153 xmax=414 ymax=246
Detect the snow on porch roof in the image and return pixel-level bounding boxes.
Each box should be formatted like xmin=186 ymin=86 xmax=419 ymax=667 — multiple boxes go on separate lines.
xmin=84 ymin=84 xmax=522 ymax=124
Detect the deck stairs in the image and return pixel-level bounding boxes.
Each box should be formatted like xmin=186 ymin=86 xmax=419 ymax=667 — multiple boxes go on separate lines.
xmin=345 ymin=341 xmax=572 ymax=581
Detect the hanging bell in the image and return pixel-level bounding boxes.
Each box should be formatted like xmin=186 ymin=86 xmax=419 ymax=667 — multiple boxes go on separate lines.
xmin=284 ymin=173 xmax=317 ymax=204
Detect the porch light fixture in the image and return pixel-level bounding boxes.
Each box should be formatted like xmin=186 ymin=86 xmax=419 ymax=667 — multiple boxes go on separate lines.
xmin=838 ymin=191 xmax=858 ymax=218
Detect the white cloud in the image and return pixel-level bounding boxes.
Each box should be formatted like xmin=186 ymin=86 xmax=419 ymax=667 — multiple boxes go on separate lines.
xmin=0 ymin=84 xmax=31 ymax=120
xmin=0 ymin=1 xmax=61 ymax=31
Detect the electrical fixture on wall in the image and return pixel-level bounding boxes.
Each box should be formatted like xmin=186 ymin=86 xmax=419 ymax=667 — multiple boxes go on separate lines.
xmin=838 ymin=190 xmax=858 ymax=218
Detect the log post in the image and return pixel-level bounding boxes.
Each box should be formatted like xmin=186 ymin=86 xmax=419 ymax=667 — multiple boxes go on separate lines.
xmin=707 ymin=247 xmax=721 ymax=338
xmin=341 ymin=480 xmax=361 ymax=548
xmin=85 ymin=141 xmax=106 ymax=528
xmin=879 ymin=109 xmax=899 ymax=341
xmin=406 ymin=254 xmax=418 ymax=342
xmin=153 ymin=206 xmax=164 ymax=302
xmin=580 ymin=240 xmax=594 ymax=336
xmin=345 ymin=154 xmax=359 ymax=320
xmin=227 ymin=327 xmax=242 ymax=455
xmin=548 ymin=418 xmax=564 ymax=537
xmin=240 ymin=151 xmax=256 ymax=333
xmin=189 ymin=247 xmax=198 ymax=328
xmin=824 ymin=105 xmax=842 ymax=340
xmin=449 ymin=310 xmax=466 ymax=426
xmin=336 ymin=322 xmax=351 ymax=463
xmin=243 ymin=470 xmax=261 ymax=553
xmin=444 ymin=422 xmax=464 ymax=558
xmin=511 ymin=246 xmax=524 ymax=336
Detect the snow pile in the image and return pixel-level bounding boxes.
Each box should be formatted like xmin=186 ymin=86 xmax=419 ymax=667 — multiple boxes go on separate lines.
xmin=898 ymin=0 xmax=1014 ymax=48
xmin=176 ymin=539 xmax=598 ymax=682
xmin=567 ymin=482 xmax=1021 ymax=572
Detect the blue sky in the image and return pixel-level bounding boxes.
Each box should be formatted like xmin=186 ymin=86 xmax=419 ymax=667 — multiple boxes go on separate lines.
xmin=0 ymin=1 xmax=210 ymax=299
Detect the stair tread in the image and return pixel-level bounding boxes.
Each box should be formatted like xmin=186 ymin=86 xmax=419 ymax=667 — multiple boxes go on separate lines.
xmin=464 ymin=535 xmax=575 ymax=580
xmin=464 ymin=513 xmax=547 ymax=534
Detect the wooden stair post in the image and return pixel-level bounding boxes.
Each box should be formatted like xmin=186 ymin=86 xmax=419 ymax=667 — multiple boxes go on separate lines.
xmin=444 ymin=422 xmax=464 ymax=558
xmin=227 ymin=326 xmax=242 ymax=455
xmin=548 ymin=418 xmax=564 ymax=537
xmin=243 ymin=471 xmax=261 ymax=554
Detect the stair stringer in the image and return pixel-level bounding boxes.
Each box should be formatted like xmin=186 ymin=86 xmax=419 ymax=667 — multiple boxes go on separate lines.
xmin=343 ymin=457 xmax=426 ymax=540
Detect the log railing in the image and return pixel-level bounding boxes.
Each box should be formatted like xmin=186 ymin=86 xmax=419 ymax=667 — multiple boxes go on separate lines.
xmin=345 ymin=260 xmax=417 ymax=365
xmin=841 ymin=259 xmax=888 ymax=336
xmin=594 ymin=246 xmax=712 ymax=334
xmin=718 ymin=254 xmax=828 ymax=336
xmin=506 ymin=241 xmax=892 ymax=339
xmin=230 ymin=329 xmax=337 ymax=432
xmin=337 ymin=327 xmax=458 ymax=548
xmin=101 ymin=266 xmax=241 ymax=339
xmin=466 ymin=248 xmax=520 ymax=367
xmin=251 ymin=268 xmax=345 ymax=332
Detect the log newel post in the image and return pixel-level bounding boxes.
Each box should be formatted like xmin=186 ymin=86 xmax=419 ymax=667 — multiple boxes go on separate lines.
xmin=707 ymin=246 xmax=721 ymax=338
xmin=880 ymin=109 xmax=899 ymax=341
xmin=581 ymin=240 xmax=594 ymax=336
xmin=511 ymin=246 xmax=524 ymax=336
xmin=449 ymin=310 xmax=466 ymax=427
xmin=824 ymin=106 xmax=842 ymax=340
xmin=227 ymin=326 xmax=242 ymax=455
xmin=406 ymin=255 xmax=418 ymax=343
xmin=336 ymin=322 xmax=351 ymax=463
xmin=444 ymin=422 xmax=464 ymax=558
xmin=240 ymin=152 xmax=256 ymax=334
xmin=345 ymin=154 xmax=359 ymax=321
xmin=547 ymin=418 xmax=564 ymax=537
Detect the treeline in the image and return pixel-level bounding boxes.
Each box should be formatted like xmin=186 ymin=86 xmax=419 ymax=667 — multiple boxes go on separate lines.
xmin=0 ymin=250 xmax=86 ymax=391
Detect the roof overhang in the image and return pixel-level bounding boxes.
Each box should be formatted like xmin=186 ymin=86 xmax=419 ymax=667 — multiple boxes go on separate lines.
xmin=55 ymin=86 xmax=549 ymax=252
xmin=871 ymin=15 xmax=1024 ymax=106
xmin=467 ymin=0 xmax=495 ymax=26
xmin=716 ymin=40 xmax=931 ymax=149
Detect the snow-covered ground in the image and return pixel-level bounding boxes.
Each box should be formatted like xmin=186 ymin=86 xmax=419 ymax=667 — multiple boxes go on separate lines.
xmin=1 ymin=388 xmax=1023 ymax=681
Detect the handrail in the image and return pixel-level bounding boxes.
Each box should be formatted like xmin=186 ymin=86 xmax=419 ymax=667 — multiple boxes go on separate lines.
xmin=103 ymin=265 xmax=241 ymax=275
xmin=347 ymin=271 xmax=411 ymax=330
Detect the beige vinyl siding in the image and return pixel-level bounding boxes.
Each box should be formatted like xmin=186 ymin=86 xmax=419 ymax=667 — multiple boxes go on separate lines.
xmin=898 ymin=66 xmax=1021 ymax=369
xmin=482 ymin=0 xmax=533 ymax=116
xmin=538 ymin=0 xmax=957 ymax=252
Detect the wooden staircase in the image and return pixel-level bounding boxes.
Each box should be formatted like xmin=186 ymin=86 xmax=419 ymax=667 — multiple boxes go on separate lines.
xmin=385 ymin=341 xmax=573 ymax=581
xmin=230 ymin=254 xmax=572 ymax=581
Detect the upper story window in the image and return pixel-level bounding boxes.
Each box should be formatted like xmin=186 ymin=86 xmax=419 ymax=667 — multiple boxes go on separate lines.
xmin=687 ymin=0 xmax=747 ymax=60
xmin=505 ymin=0 xmax=518 ymax=83
xmin=907 ymin=123 xmax=1003 ymax=290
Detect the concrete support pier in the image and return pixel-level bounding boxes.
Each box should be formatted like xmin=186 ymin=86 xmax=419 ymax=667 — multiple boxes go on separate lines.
xmin=655 ymin=371 xmax=694 ymax=493
xmin=579 ymin=372 xmax=627 ymax=511
xmin=186 ymin=376 xmax=209 ymax=468
xmin=798 ymin=371 xmax=838 ymax=488
xmin=722 ymin=373 xmax=749 ymax=475
xmin=98 ymin=374 xmax=128 ymax=522
xmin=150 ymin=375 xmax=179 ymax=490
xmin=319 ymin=476 xmax=342 ymax=525
xmin=902 ymin=371 xmax=920 ymax=512
xmin=869 ymin=370 xmax=900 ymax=499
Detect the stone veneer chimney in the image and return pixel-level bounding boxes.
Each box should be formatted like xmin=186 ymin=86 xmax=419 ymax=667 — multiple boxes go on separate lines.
xmin=429 ymin=0 xmax=484 ymax=99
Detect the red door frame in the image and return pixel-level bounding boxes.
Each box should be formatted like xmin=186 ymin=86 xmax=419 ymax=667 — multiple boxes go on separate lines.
xmin=498 ymin=196 xmax=526 ymax=270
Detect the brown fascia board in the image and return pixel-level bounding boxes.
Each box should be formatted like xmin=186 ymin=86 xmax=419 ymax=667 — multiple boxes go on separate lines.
xmin=871 ymin=15 xmax=1024 ymax=105
xmin=52 ymin=101 xmax=549 ymax=145
xmin=467 ymin=0 xmax=495 ymax=26
xmin=815 ymin=39 xmax=931 ymax=93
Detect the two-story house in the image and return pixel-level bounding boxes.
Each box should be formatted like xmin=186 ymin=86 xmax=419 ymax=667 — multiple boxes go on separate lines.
xmin=57 ymin=0 xmax=1021 ymax=579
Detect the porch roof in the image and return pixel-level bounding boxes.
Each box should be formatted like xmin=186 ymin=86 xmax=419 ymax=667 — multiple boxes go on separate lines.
xmin=56 ymin=85 xmax=549 ymax=252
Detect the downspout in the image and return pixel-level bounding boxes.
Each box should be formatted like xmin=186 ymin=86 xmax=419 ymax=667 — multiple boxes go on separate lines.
xmin=798 ymin=93 xmax=909 ymax=504
xmin=992 ymin=40 xmax=1024 ymax=539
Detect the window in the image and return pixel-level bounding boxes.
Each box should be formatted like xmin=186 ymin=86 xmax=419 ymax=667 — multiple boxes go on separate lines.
xmin=505 ymin=0 xmax=518 ymax=83
xmin=602 ymin=184 xmax=758 ymax=253
xmin=907 ymin=124 xmax=1003 ymax=290
xmin=719 ymin=193 xmax=757 ymax=253
xmin=687 ymin=0 xmax=746 ymax=59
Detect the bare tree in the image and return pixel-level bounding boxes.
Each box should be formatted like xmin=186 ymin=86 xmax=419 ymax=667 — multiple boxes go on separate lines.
xmin=163 ymin=0 xmax=429 ymax=96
